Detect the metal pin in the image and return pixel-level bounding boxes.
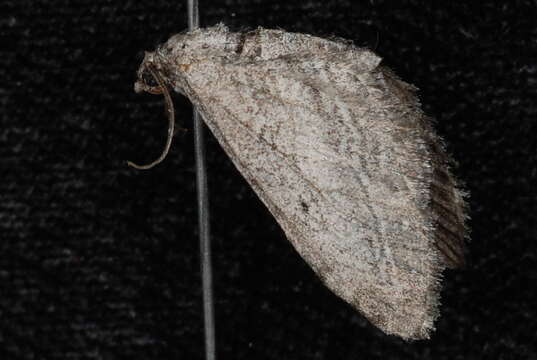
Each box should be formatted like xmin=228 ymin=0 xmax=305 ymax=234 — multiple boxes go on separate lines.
xmin=187 ymin=1 xmax=216 ymax=360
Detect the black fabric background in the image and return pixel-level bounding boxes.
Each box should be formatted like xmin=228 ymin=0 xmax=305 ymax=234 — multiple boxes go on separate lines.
xmin=2 ymin=1 xmax=536 ymax=359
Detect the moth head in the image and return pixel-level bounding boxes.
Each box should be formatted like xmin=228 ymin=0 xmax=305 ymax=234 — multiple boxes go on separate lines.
xmin=134 ymin=51 xmax=164 ymax=94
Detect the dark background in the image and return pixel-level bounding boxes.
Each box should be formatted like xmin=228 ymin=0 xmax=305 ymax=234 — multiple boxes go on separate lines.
xmin=2 ymin=1 xmax=536 ymax=359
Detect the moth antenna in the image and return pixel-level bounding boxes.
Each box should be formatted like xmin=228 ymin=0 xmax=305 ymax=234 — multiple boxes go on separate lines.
xmin=373 ymin=30 xmax=380 ymax=51
xmin=127 ymin=66 xmax=176 ymax=170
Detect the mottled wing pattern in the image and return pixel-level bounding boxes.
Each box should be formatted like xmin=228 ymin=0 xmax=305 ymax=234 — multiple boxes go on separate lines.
xmin=181 ymin=29 xmax=466 ymax=339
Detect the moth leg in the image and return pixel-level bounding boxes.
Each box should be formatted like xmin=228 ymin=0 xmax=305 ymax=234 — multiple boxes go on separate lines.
xmin=174 ymin=126 xmax=188 ymax=136
xmin=144 ymin=86 xmax=164 ymax=95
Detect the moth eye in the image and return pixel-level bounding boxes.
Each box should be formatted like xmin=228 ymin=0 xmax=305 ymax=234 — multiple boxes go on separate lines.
xmin=181 ymin=43 xmax=187 ymax=49
xmin=202 ymin=43 xmax=209 ymax=49
xmin=141 ymin=69 xmax=158 ymax=88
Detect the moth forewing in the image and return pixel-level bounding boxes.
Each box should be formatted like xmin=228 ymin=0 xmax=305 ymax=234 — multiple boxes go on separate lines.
xmin=134 ymin=24 xmax=468 ymax=340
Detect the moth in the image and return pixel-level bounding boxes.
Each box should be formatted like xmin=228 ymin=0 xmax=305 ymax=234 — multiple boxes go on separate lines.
xmin=129 ymin=24 xmax=468 ymax=340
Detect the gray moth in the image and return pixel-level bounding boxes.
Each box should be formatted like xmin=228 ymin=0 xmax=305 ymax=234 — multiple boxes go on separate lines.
xmin=130 ymin=24 xmax=468 ymax=340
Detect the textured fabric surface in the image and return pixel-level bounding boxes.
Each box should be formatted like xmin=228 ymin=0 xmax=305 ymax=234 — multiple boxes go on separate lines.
xmin=1 ymin=1 xmax=536 ymax=359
